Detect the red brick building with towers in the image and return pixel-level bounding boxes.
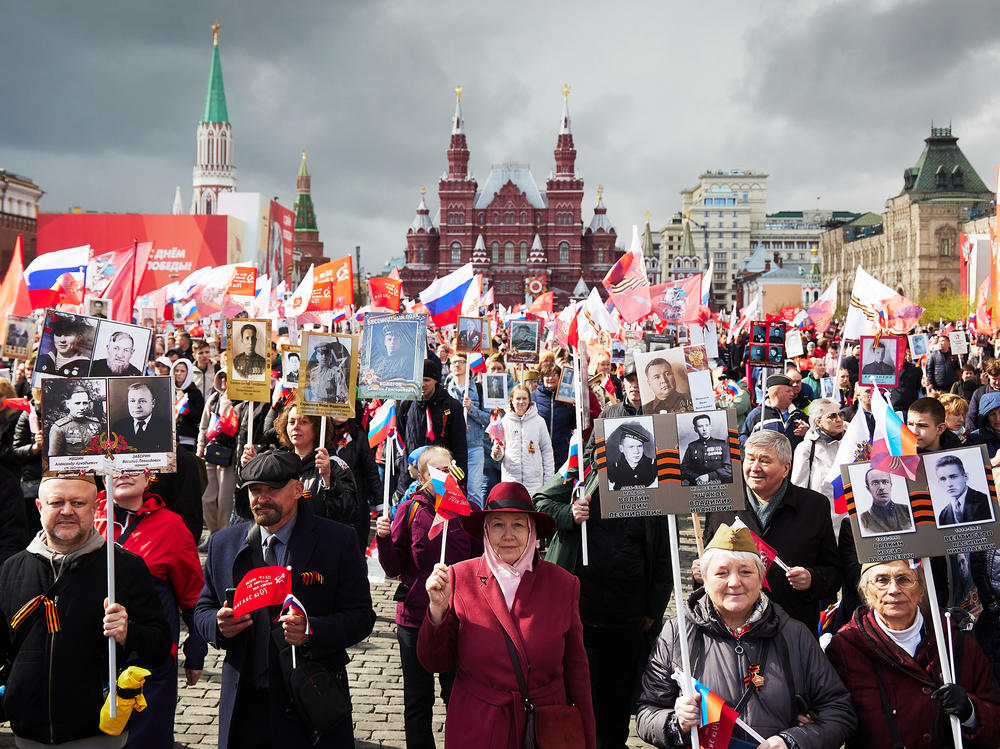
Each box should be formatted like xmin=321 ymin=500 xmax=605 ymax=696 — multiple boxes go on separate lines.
xmin=401 ymin=86 xmax=618 ymax=308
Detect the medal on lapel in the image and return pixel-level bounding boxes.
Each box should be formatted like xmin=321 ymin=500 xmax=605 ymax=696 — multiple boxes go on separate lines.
xmin=745 ymin=663 xmax=764 ymax=689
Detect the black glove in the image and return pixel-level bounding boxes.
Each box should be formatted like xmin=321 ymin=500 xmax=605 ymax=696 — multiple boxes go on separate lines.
xmin=932 ymin=683 xmax=974 ymax=723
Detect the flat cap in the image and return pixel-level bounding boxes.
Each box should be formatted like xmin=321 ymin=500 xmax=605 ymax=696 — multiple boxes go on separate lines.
xmin=238 ymin=450 xmax=303 ymax=490
xmin=765 ymin=374 xmax=791 ymax=389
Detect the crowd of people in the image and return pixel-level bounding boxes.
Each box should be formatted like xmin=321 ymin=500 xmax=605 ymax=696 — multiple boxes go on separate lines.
xmin=0 ymin=315 xmax=999 ymax=748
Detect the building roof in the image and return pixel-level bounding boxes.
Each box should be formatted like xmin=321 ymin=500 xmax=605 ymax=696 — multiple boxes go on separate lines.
xmin=202 ymin=34 xmax=229 ymax=124
xmin=849 ymin=212 xmax=884 ymax=227
xmin=474 ymin=163 xmax=547 ymax=210
xmin=409 ymin=191 xmax=436 ymax=233
xmin=902 ymin=127 xmax=991 ymax=197
xmin=588 ymin=192 xmax=614 ymax=233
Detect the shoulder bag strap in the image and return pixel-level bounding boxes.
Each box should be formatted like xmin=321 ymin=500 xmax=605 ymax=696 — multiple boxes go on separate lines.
xmin=501 ymin=627 xmax=533 ymax=711
xmin=871 ymin=659 xmax=905 ymax=749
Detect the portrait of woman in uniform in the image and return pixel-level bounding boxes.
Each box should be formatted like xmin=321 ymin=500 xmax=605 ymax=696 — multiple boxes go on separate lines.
xmin=34 ymin=311 xmax=97 ymax=386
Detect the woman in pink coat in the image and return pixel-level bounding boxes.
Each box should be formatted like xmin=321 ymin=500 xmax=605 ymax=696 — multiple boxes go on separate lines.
xmin=419 ymin=482 xmax=596 ymax=748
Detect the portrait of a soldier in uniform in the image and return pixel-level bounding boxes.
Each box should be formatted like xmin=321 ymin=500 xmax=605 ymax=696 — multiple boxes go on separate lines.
xmin=232 ymin=322 xmax=267 ymax=381
xmin=606 ymin=419 xmax=658 ymax=491
xmin=678 ymin=411 xmax=733 ymax=486
xmin=44 ymin=380 xmax=108 ymax=458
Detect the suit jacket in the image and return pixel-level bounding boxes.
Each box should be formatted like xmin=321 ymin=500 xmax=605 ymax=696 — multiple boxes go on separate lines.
xmin=417 ymin=556 xmax=596 ymax=749
xmin=88 ymin=359 xmax=143 ymax=377
xmin=111 ymin=412 xmax=173 ymax=453
xmin=938 ymin=487 xmax=993 ymax=526
xmin=193 ymin=500 xmax=375 ymax=749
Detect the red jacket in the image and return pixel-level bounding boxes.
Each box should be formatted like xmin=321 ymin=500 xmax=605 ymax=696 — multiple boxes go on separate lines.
xmin=417 ymin=555 xmax=596 ymax=749
xmin=95 ymin=491 xmax=204 ymax=611
xmin=828 ymin=609 xmax=1000 ymax=748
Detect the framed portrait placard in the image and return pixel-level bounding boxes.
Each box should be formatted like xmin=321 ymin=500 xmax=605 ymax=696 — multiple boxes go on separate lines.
xmin=455 ymin=316 xmax=488 ymax=355
xmin=86 ymin=297 xmax=111 ymax=319
xmin=358 ymin=312 xmax=426 ymax=401
xmin=139 ymin=307 xmax=158 ymax=330
xmin=859 ymin=335 xmax=903 ymax=388
xmin=645 ymin=334 xmax=672 ymax=353
xmin=784 ymin=329 xmax=804 ymax=359
xmin=31 ymin=310 xmax=153 ymax=387
xmin=280 ymin=343 xmax=302 ymax=387
xmin=226 ymin=318 xmax=272 ymax=402
xmin=297 ymin=332 xmax=359 ymax=418
xmin=948 ymin=330 xmax=969 ymax=356
xmin=610 ymin=340 xmax=625 ymax=365
xmin=41 ymin=375 xmax=177 ymax=475
xmin=507 ymin=319 xmax=541 ymax=364
xmin=593 ymin=409 xmax=745 ymax=518
xmin=555 ymin=365 xmax=576 ymax=404
xmin=842 ymin=444 xmax=1000 ymax=564
xmin=908 ymin=333 xmax=928 ymax=358
xmin=2 ymin=315 xmax=35 ymax=360
xmin=483 ymin=372 xmax=509 ymax=410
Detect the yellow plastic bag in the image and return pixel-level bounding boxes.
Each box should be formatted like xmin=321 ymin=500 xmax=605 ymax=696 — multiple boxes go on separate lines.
xmin=99 ymin=666 xmax=151 ymax=736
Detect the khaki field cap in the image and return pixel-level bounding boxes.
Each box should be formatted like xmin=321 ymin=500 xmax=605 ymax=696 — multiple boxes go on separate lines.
xmin=704 ymin=523 xmax=757 ymax=554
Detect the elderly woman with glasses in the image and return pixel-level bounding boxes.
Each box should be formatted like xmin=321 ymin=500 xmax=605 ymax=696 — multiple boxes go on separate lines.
xmin=638 ymin=523 xmax=855 ymax=748
xmin=790 ymin=398 xmax=847 ymax=537
xmin=827 ymin=560 xmax=1000 ymax=748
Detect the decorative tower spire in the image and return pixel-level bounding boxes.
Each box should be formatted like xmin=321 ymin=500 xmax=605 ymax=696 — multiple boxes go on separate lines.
xmin=172 ymin=186 xmax=183 ymax=215
xmin=553 ymin=84 xmax=577 ymax=177
xmin=447 ymin=85 xmax=470 ymax=179
xmin=293 ymin=149 xmax=324 ymax=273
xmin=191 ymin=22 xmax=236 ymax=214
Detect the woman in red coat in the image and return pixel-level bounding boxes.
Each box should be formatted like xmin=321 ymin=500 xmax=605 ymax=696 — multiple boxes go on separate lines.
xmin=828 ymin=559 xmax=1000 ymax=748
xmin=419 ymin=482 xmax=596 ymax=748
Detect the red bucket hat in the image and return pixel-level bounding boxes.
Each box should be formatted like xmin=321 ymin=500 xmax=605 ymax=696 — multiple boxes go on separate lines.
xmin=461 ymin=482 xmax=557 ymax=539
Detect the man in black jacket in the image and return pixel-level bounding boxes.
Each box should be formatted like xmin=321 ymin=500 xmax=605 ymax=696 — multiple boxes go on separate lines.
xmin=395 ymin=359 xmax=467 ymax=497
xmin=0 ymin=476 xmax=170 ymax=745
xmin=696 ymin=430 xmax=840 ymax=633
xmin=927 ymin=334 xmax=959 ymax=393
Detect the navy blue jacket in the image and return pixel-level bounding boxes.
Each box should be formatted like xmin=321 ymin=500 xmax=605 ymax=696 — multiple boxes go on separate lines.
xmin=194 ymin=500 xmax=375 ymax=749
xmin=531 ymin=384 xmax=577 ymax=469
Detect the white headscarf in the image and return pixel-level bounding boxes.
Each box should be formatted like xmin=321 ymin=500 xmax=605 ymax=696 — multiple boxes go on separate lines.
xmin=482 ymin=514 xmax=538 ymax=610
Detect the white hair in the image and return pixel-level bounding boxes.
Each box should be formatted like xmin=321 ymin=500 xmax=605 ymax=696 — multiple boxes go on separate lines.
xmin=701 ymin=548 xmax=766 ymax=581
xmin=809 ymin=398 xmax=840 ymax=430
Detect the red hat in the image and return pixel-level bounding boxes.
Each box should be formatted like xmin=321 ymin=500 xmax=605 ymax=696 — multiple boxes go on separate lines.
xmin=461 ymin=482 xmax=557 ymax=539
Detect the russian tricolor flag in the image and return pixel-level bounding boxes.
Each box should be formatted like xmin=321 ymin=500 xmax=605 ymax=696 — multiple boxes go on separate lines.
xmin=468 ymin=352 xmax=487 ymax=374
xmin=23 ymin=245 xmax=89 ymax=309
xmin=419 ymin=263 xmax=476 ymax=327
xmin=367 ymin=400 xmax=396 ymax=448
xmin=870 ymin=386 xmax=918 ymax=457
xmin=693 ymin=677 xmax=738 ymax=748
xmin=562 ymin=436 xmax=580 ymax=480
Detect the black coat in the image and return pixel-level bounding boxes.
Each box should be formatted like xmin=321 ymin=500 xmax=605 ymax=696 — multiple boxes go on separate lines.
xmin=0 ymin=540 xmax=170 ymax=744
xmin=890 ymin=361 xmax=923 ymax=413
xmin=926 ymin=350 xmax=959 ymax=391
xmin=701 ymin=482 xmax=841 ymax=632
xmin=395 ymin=384 xmax=468 ymax=496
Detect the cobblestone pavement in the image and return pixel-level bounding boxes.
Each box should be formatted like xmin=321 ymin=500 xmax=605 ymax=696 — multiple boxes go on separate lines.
xmin=1 ymin=516 xmax=698 ymax=748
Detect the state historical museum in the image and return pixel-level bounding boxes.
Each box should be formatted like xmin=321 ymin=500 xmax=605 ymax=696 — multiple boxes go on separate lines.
xmin=401 ymin=87 xmax=618 ymax=309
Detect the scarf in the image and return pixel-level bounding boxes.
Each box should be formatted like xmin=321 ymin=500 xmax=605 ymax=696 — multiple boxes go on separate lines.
xmin=874 ymin=608 xmax=925 ymax=658
xmin=483 ymin=518 xmax=538 ymax=610
xmin=746 ymin=476 xmax=789 ymax=531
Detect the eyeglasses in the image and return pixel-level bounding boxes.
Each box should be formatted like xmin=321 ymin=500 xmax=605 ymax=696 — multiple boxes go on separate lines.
xmin=822 ymin=413 xmax=844 ymax=421
xmin=869 ymin=574 xmax=918 ymax=590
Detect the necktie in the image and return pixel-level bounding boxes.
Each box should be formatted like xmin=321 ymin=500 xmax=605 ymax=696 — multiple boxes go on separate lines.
xmin=263 ymin=535 xmax=277 ymax=566
xmin=954 ymin=501 xmax=964 ymax=522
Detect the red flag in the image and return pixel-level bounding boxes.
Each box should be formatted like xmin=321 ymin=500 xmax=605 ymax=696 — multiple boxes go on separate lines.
xmin=527 ymin=290 xmax=553 ymax=316
xmin=602 ymin=248 xmax=652 ymax=323
xmin=427 ymin=464 xmax=472 ymax=539
xmin=567 ymin=310 xmax=580 ymax=349
xmin=231 ymin=566 xmax=292 ymax=617
xmin=0 ymin=235 xmax=31 ymax=319
xmin=2 ymin=398 xmax=31 ymax=413
xmin=227 ymin=266 xmax=258 ymax=296
xmin=101 ymin=242 xmax=153 ymax=323
xmin=649 ymin=276 xmax=701 ymax=323
xmin=748 ymin=530 xmax=781 ymax=590
xmin=368 ymin=276 xmax=402 ymax=312
xmin=329 ymin=256 xmax=355 ymax=310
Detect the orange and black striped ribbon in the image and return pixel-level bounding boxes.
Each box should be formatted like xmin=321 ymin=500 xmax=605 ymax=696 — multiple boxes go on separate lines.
xmin=11 ymin=595 xmax=60 ymax=634
xmin=657 ymin=449 xmax=681 ymax=483
xmin=301 ymin=571 xmax=325 ymax=586
xmin=728 ymin=430 xmax=740 ymax=462
xmin=594 ymin=441 xmax=607 ymax=471
xmin=844 ymin=486 xmax=856 ymax=517
xmin=910 ymin=491 xmax=935 ymax=526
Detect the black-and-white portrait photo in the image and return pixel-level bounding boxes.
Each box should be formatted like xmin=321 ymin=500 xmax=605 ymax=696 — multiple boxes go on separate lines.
xmin=847 ymin=463 xmax=916 ymax=538
xmin=610 ymin=340 xmax=625 ymax=365
xmin=230 ymin=321 xmax=268 ymax=381
xmin=751 ymin=324 xmax=766 ymax=343
xmin=43 ymin=378 xmax=108 ymax=458
xmin=33 ymin=311 xmax=98 ymax=385
xmin=749 ymin=344 xmax=767 ymax=364
xmin=605 ymin=416 xmax=658 ymax=491
xmin=483 ymin=372 xmax=508 ymax=410
xmin=456 ymin=316 xmax=485 ymax=354
xmin=555 ymin=366 xmax=576 ymax=404
xmin=359 ymin=314 xmax=425 ymax=400
xmin=860 ymin=336 xmax=898 ymax=386
xmin=645 ymin=334 xmax=671 ymax=353
xmin=924 ymin=449 xmax=996 ymax=528
xmin=908 ymin=334 xmax=928 ymax=358
xmin=304 ymin=336 xmax=352 ymax=404
xmin=282 ymin=346 xmax=301 ymax=386
xmin=634 ymin=350 xmax=692 ymax=414
xmin=677 ymin=410 xmax=733 ymax=487
xmin=3 ymin=316 xmax=34 ymax=359
xmin=89 ymin=321 xmax=151 ymax=377
xmin=87 ymin=298 xmax=109 ymax=319
xmin=108 ymin=377 xmax=174 ymax=454
xmin=767 ymin=346 xmax=783 ymax=364
xmin=509 ymin=320 xmax=540 ymax=354
xmin=767 ymin=324 xmax=785 ymax=345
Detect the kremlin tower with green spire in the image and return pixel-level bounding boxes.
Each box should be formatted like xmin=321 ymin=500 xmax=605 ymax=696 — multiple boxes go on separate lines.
xmin=191 ymin=22 xmax=237 ymax=214
xmin=293 ymin=150 xmax=325 ymax=269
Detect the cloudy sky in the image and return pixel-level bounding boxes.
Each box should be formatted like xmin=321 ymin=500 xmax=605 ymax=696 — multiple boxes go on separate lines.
xmin=5 ymin=0 xmax=999 ymax=274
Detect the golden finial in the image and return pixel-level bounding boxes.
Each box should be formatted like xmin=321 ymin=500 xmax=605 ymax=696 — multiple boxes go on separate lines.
xmin=420 ymin=186 xmax=426 ymax=196
xmin=562 ymin=84 xmax=570 ymax=101
xmin=684 ymin=209 xmax=691 ymax=220
xmin=455 ymin=85 xmax=462 ymax=102
xmin=211 ymin=22 xmax=221 ymax=46
xmin=596 ymin=184 xmax=604 ymax=206
xmin=645 ymin=211 xmax=651 ymax=224
xmin=301 ymin=149 xmax=306 ymax=158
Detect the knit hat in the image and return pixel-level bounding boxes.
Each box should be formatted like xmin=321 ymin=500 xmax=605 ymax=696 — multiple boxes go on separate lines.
xmin=704 ymin=523 xmax=757 ymax=554
xmin=423 ymin=359 xmax=440 ymax=382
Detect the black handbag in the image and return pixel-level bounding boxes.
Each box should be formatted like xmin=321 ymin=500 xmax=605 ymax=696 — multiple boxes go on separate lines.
xmin=284 ymin=658 xmax=352 ymax=744
xmin=205 ymin=442 xmax=233 ymax=467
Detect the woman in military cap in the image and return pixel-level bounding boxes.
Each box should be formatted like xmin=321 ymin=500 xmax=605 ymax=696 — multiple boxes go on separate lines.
xmin=37 ymin=314 xmax=92 ymax=378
